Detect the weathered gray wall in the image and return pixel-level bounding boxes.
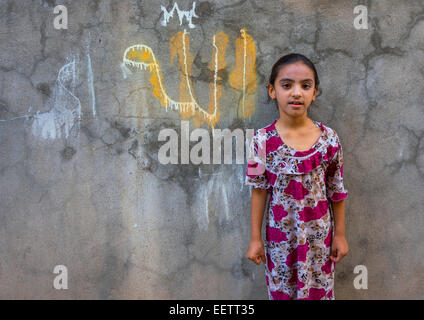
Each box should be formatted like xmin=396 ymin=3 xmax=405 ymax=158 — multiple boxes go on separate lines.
xmin=1 ymin=0 xmax=423 ymax=299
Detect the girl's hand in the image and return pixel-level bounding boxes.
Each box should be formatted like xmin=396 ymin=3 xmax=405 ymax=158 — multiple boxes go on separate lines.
xmin=330 ymin=235 xmax=349 ymax=263
xmin=246 ymin=239 xmax=266 ymax=265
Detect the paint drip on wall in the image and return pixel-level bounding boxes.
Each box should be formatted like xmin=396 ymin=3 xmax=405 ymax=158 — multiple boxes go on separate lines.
xmin=229 ymin=28 xmax=257 ymax=119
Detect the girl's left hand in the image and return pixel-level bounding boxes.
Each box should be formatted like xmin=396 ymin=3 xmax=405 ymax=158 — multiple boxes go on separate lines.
xmin=330 ymin=235 xmax=349 ymax=263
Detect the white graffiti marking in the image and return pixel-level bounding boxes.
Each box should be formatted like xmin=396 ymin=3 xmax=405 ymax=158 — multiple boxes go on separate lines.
xmin=160 ymin=2 xmax=198 ymax=29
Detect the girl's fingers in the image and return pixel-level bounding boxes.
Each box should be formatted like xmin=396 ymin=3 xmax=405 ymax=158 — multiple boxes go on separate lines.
xmin=246 ymin=251 xmax=266 ymax=265
xmin=330 ymin=248 xmax=338 ymax=262
xmin=332 ymin=252 xmax=347 ymax=263
xmin=331 ymin=248 xmax=337 ymax=260
xmin=255 ymin=255 xmax=266 ymax=265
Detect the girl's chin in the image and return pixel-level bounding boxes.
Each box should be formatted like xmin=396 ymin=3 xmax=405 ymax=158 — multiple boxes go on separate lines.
xmin=278 ymin=105 xmax=308 ymax=114
xmin=284 ymin=106 xmax=305 ymax=112
xmin=280 ymin=109 xmax=307 ymax=118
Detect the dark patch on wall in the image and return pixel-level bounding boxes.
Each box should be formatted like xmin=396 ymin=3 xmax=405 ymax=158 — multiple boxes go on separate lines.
xmin=358 ymin=238 xmax=369 ymax=247
xmin=91 ymin=182 xmax=131 ymax=299
xmin=135 ymin=117 xmax=249 ymax=229
xmin=240 ymin=257 xmax=255 ymax=281
xmin=61 ymin=146 xmax=76 ymax=161
xmin=98 ymin=250 xmax=119 ymax=299
xmin=89 ymin=0 xmax=101 ymax=13
xmin=111 ymin=120 xmax=131 ymax=139
xmin=228 ymin=117 xmax=245 ymax=131
xmin=194 ymin=55 xmax=228 ymax=85
xmin=128 ymin=138 xmax=152 ymax=170
xmin=231 ymin=259 xmax=245 ymax=280
xmin=80 ymin=123 xmax=100 ymax=143
xmin=215 ymin=215 xmax=239 ymax=237
xmin=128 ymin=139 xmax=139 ymax=160
xmin=37 ymin=83 xmax=51 ymax=97
xmin=197 ymin=1 xmax=214 ymax=18
xmin=42 ymin=0 xmax=56 ymax=7
xmin=0 ymin=99 xmax=9 ymax=118
xmin=336 ymin=271 xmax=348 ymax=281
xmin=182 ymin=226 xmax=195 ymax=247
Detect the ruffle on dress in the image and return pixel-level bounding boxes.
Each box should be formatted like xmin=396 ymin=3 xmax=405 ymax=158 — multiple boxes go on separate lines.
xmin=245 ymin=119 xmax=348 ymax=202
xmin=265 ymin=119 xmax=341 ymax=177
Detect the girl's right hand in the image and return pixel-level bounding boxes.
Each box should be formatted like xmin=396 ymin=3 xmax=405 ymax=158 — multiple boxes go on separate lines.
xmin=246 ymin=239 xmax=266 ymax=265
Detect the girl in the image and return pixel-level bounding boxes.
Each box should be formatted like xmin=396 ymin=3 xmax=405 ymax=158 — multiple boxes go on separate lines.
xmin=245 ymin=53 xmax=349 ymax=300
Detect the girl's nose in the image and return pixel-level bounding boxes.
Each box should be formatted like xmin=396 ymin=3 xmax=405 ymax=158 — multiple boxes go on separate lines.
xmin=292 ymin=86 xmax=302 ymax=97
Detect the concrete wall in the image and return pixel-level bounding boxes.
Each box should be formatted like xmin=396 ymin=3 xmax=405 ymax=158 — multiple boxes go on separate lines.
xmin=0 ymin=0 xmax=423 ymax=299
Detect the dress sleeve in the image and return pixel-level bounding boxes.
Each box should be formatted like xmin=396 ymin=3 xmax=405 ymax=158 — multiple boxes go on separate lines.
xmin=326 ymin=135 xmax=348 ymax=202
xmin=245 ymin=130 xmax=271 ymax=190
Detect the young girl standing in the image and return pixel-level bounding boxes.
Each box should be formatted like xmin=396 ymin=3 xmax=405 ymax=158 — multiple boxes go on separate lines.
xmin=245 ymin=53 xmax=349 ymax=300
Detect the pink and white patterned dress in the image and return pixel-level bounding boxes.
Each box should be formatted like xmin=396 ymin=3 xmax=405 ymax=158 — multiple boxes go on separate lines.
xmin=245 ymin=119 xmax=348 ymax=300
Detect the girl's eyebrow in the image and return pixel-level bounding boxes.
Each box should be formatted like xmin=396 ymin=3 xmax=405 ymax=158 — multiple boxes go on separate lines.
xmin=279 ymin=78 xmax=313 ymax=83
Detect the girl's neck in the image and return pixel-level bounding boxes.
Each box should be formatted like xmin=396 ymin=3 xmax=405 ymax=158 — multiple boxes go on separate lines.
xmin=277 ymin=115 xmax=312 ymax=131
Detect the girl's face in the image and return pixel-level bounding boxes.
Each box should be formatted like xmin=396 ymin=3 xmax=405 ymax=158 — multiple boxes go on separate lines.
xmin=268 ymin=61 xmax=318 ymax=118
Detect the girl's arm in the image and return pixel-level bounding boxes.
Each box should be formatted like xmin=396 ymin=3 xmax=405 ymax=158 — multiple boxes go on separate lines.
xmin=332 ymin=199 xmax=346 ymax=237
xmin=250 ymin=188 xmax=268 ymax=241
xmin=330 ymin=199 xmax=349 ymax=263
xmin=246 ymin=188 xmax=268 ymax=265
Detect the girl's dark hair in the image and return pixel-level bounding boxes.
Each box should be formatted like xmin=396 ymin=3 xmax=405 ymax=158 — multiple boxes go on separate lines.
xmin=267 ymin=53 xmax=322 ymax=110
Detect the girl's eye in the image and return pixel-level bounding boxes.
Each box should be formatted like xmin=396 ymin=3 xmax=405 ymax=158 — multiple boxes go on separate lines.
xmin=281 ymin=84 xmax=312 ymax=89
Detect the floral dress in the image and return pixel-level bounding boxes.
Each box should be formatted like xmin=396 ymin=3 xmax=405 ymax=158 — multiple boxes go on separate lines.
xmin=245 ymin=119 xmax=348 ymax=300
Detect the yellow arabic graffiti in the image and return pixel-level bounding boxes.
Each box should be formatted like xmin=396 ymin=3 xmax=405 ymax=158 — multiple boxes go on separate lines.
xmin=229 ymin=28 xmax=257 ymax=119
xmin=122 ymin=28 xmax=257 ymax=130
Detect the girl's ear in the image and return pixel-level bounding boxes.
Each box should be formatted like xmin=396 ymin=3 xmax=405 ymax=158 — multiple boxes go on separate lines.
xmin=267 ymin=83 xmax=276 ymax=99
xmin=312 ymin=85 xmax=319 ymax=101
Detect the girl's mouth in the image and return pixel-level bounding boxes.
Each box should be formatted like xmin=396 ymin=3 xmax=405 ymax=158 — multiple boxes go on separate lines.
xmin=289 ymin=103 xmax=303 ymax=107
